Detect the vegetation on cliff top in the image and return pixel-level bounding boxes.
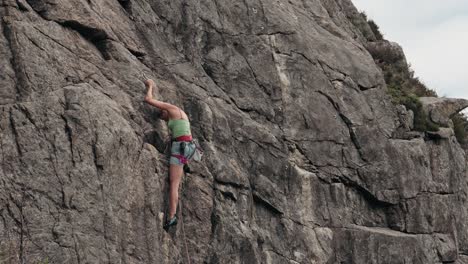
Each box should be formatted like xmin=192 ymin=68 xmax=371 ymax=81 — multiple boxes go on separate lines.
xmin=453 ymin=113 xmax=468 ymax=146
xmin=355 ymin=12 xmax=467 ymax=144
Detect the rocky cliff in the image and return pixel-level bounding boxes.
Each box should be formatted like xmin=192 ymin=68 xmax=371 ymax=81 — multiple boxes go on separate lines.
xmin=1 ymin=0 xmax=467 ymax=263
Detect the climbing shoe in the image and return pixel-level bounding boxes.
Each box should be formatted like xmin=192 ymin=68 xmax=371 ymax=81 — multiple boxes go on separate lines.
xmin=163 ymin=216 xmax=178 ymax=231
xmin=183 ymin=164 xmax=191 ymax=174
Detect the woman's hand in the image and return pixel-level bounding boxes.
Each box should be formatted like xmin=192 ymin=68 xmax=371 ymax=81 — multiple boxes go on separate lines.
xmin=144 ymin=79 xmax=155 ymax=88
xmin=144 ymin=79 xmax=155 ymax=101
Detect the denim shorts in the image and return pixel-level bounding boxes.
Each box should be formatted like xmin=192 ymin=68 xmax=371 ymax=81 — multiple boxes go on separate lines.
xmin=170 ymin=141 xmax=196 ymax=165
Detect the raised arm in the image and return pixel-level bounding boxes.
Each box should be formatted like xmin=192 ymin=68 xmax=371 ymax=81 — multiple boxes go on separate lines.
xmin=144 ymin=79 xmax=178 ymax=111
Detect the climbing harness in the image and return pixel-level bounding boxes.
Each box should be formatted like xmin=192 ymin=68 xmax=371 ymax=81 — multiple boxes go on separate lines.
xmin=170 ymin=139 xmax=203 ymax=165
xmin=171 ymin=154 xmax=189 ymax=164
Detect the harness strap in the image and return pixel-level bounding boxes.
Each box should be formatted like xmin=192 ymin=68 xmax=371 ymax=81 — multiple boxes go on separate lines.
xmin=174 ymin=135 xmax=193 ymax=142
xmin=178 ymin=108 xmax=183 ymax=119
xmin=171 ymin=154 xmax=189 ymax=164
xmin=188 ymin=141 xmax=202 ymax=161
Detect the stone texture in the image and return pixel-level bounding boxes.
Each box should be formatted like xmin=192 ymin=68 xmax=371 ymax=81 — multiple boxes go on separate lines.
xmin=420 ymin=97 xmax=468 ymax=126
xmin=0 ymin=0 xmax=467 ymax=263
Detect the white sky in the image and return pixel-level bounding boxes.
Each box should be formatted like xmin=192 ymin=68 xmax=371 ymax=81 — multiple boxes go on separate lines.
xmin=352 ymin=0 xmax=468 ymax=103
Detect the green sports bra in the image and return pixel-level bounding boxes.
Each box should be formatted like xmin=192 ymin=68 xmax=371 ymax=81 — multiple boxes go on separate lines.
xmin=168 ymin=119 xmax=191 ymax=138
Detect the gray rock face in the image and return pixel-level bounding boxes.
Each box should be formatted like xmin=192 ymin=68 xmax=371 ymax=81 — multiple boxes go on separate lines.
xmin=0 ymin=0 xmax=467 ymax=263
xmin=420 ymin=97 xmax=468 ymax=126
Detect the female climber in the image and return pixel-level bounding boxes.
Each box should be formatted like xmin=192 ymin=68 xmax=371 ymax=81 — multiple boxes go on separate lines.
xmin=143 ymin=79 xmax=196 ymax=230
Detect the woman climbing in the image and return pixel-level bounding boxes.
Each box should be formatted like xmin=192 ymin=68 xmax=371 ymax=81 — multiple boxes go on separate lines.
xmin=143 ymin=79 xmax=196 ymax=230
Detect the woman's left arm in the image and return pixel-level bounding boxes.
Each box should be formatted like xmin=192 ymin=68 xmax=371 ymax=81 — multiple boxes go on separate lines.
xmin=144 ymin=79 xmax=178 ymax=111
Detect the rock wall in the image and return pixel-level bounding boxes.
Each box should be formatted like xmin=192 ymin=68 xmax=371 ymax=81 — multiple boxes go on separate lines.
xmin=0 ymin=0 xmax=467 ymax=263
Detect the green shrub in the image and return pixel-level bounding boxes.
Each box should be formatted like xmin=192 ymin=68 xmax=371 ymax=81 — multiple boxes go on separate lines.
xmin=360 ymin=11 xmax=368 ymax=21
xmin=368 ymin=19 xmax=383 ymax=40
xmin=403 ymin=95 xmax=439 ymax=132
xmin=366 ymin=44 xmax=402 ymax=64
xmin=382 ymin=62 xmax=439 ymax=132
xmin=352 ymin=12 xmax=385 ymax=41
xmin=350 ymin=12 xmax=375 ymax=41
xmin=387 ymin=89 xmax=439 ymax=132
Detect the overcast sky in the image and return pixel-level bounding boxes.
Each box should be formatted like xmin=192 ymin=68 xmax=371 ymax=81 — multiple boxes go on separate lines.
xmin=352 ymin=0 xmax=468 ymax=101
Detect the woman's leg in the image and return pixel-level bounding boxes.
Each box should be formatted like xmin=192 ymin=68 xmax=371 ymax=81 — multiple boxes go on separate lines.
xmin=168 ymin=164 xmax=184 ymax=218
